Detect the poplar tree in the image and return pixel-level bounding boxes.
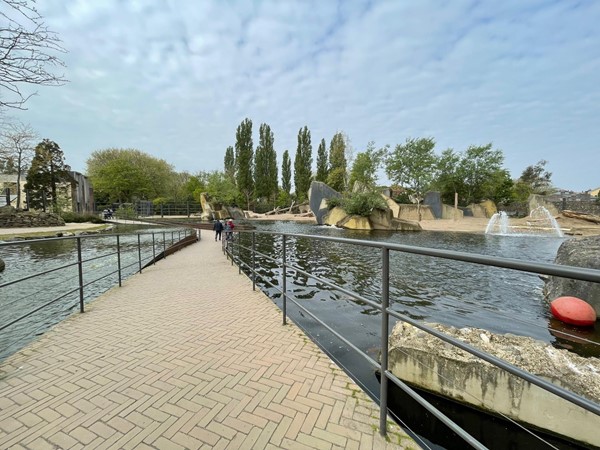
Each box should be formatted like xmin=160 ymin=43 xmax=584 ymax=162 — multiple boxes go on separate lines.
xmin=254 ymin=123 xmax=278 ymax=205
xmin=235 ymin=118 xmax=253 ymax=210
xmin=224 ymin=146 xmax=235 ymax=182
xmin=281 ymin=150 xmax=291 ymax=196
xmin=327 ymin=132 xmax=347 ymax=192
xmin=315 ymin=138 xmax=328 ymax=182
xmin=293 ymin=126 xmax=312 ymax=201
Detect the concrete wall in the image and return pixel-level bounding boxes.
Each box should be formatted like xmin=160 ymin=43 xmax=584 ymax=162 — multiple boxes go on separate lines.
xmin=397 ymin=204 xmax=435 ymax=221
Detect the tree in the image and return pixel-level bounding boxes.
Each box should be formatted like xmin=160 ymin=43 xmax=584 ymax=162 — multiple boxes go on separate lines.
xmin=348 ymin=141 xmax=387 ymax=190
xmin=281 ymin=149 xmax=292 ymax=204
xmin=254 ymin=123 xmax=278 ymax=206
xmin=458 ymin=143 xmax=505 ymax=205
xmin=235 ymin=118 xmax=253 ymax=210
xmin=433 ymin=148 xmax=462 ymax=205
xmin=315 ymin=138 xmax=328 ymax=183
xmin=86 ymin=148 xmax=175 ymax=203
xmin=198 ymin=170 xmax=238 ymax=207
xmin=24 ymin=139 xmax=72 ymax=209
xmin=293 ymin=126 xmax=312 ymax=201
xmin=386 ymin=137 xmax=438 ymax=220
xmin=0 ymin=120 xmax=36 ymax=208
xmin=518 ymin=160 xmax=553 ymax=195
xmin=327 ymin=132 xmax=347 ymax=192
xmin=224 ymin=146 xmax=235 ymax=181
xmin=1 ymin=0 xmax=67 ymax=110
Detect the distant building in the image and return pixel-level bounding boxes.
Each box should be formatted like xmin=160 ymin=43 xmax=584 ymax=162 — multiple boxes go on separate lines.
xmin=0 ymin=171 xmax=94 ymax=213
xmin=588 ymin=187 xmax=600 ymax=198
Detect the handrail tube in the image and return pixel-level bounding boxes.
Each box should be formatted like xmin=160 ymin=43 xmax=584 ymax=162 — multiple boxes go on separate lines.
xmin=82 ymin=270 xmax=120 ymax=289
xmin=234 ymin=244 xmax=279 ymax=265
xmin=77 ymin=238 xmax=84 ymax=313
xmin=287 ymin=264 xmax=381 ymax=311
xmin=385 ymin=370 xmax=489 ymax=450
xmin=0 ymin=261 xmax=79 ymax=289
xmin=80 ymin=251 xmax=119 ymax=264
xmin=252 ymin=233 xmax=256 ymax=291
xmin=386 ymin=308 xmax=600 ymax=416
xmin=0 ymin=286 xmax=80 ymax=332
xmin=137 ymin=234 xmax=142 ymax=273
xmin=282 ymin=235 xmax=287 ymax=326
xmin=379 ymin=248 xmax=390 ymax=436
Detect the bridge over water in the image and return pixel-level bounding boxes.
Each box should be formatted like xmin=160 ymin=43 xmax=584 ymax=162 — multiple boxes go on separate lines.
xmin=0 ymin=234 xmax=414 ymax=449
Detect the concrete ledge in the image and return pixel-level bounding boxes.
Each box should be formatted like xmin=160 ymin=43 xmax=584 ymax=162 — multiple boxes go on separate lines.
xmin=388 ymin=322 xmax=600 ymax=448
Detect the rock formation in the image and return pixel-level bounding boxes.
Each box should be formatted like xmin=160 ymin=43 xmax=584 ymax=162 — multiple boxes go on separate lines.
xmin=544 ymin=235 xmax=600 ymax=315
xmin=0 ymin=206 xmax=65 ymax=228
xmin=389 ymin=321 xmax=600 ymax=447
xmin=308 ymin=181 xmax=343 ymax=225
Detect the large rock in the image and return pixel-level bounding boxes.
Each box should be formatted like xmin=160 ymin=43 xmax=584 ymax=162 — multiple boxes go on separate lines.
xmin=382 ymin=195 xmax=400 ymax=218
xmin=466 ymin=201 xmax=497 ymax=218
xmin=308 ymin=181 xmax=342 ymax=225
xmin=441 ymin=204 xmax=464 ymax=220
xmin=0 ymin=210 xmax=65 ymax=228
xmin=544 ymin=236 xmax=600 ymax=316
xmin=396 ymin=204 xmax=435 ymax=221
xmin=323 ymin=207 xmax=347 ymax=226
xmin=529 ymin=194 xmax=559 ymax=216
xmin=389 ymin=322 xmax=600 ymax=448
xmin=338 ymin=215 xmax=372 ymax=230
xmin=423 ymin=192 xmax=442 ymax=219
xmin=199 ymin=193 xmax=214 ymax=220
xmin=325 ymin=206 xmax=422 ymax=231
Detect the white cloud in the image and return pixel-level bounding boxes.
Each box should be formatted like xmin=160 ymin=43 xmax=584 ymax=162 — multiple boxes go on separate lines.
xmin=10 ymin=0 xmax=600 ymax=191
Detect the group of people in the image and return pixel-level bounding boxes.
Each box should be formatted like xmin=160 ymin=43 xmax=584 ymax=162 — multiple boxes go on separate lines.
xmin=213 ymin=218 xmax=234 ymax=241
xmin=102 ymin=208 xmax=113 ymax=219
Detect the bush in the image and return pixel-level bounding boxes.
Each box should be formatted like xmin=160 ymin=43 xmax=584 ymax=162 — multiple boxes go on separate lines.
xmin=60 ymin=211 xmax=105 ymax=224
xmin=343 ymin=192 xmax=387 ymax=216
xmin=326 ymin=197 xmax=342 ymax=209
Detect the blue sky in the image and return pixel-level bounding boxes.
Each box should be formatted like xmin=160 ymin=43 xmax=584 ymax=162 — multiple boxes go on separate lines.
xmin=10 ymin=0 xmax=600 ymax=192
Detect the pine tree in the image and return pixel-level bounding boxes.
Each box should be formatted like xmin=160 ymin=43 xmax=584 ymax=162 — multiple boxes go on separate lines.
xmin=235 ymin=118 xmax=254 ymax=211
xmin=293 ymin=126 xmax=312 ymax=201
xmin=315 ymin=138 xmax=328 ymax=183
xmin=327 ymin=132 xmax=347 ymax=192
xmin=224 ymin=146 xmax=235 ymax=182
xmin=24 ymin=139 xmax=73 ymax=210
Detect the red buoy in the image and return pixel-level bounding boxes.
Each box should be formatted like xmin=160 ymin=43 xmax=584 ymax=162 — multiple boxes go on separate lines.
xmin=550 ymin=296 xmax=597 ymax=327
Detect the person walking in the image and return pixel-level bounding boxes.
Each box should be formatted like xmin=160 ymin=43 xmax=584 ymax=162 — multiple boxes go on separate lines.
xmin=225 ymin=219 xmax=234 ymax=241
xmin=213 ymin=219 xmax=224 ymax=241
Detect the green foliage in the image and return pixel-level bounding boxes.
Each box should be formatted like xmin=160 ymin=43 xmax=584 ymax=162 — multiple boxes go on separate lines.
xmin=201 ymin=170 xmax=238 ymax=206
xmin=25 ymin=139 xmax=73 ymax=209
xmin=518 ymin=160 xmax=553 ymax=195
xmin=86 ymin=148 xmax=175 ymax=203
xmin=254 ymin=123 xmax=278 ymax=205
xmin=386 ymin=137 xmax=437 ymax=203
xmin=224 ymin=146 xmax=235 ymax=181
xmin=348 ymin=141 xmax=387 ymax=190
xmin=294 ymin=126 xmax=312 ymax=201
xmin=277 ymin=189 xmax=292 ymax=208
xmin=235 ymin=118 xmax=254 ymax=210
xmin=281 ymin=150 xmax=292 ymax=195
xmin=114 ymin=204 xmax=137 ymax=220
xmin=341 ymin=192 xmax=387 ymax=217
xmin=315 ymin=138 xmax=328 ymax=182
xmin=328 ymin=132 xmax=347 ymax=191
xmin=326 ymin=196 xmax=342 ymax=209
xmin=60 ymin=211 xmax=105 ymax=224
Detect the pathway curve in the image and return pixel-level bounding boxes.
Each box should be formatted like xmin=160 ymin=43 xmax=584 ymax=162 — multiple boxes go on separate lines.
xmin=0 ymin=233 xmax=416 ymax=449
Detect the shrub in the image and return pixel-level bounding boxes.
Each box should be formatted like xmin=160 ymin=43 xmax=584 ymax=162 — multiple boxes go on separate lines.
xmin=343 ymin=192 xmax=387 ymax=217
xmin=326 ymin=197 xmax=342 ymax=209
xmin=60 ymin=211 xmax=105 ymax=224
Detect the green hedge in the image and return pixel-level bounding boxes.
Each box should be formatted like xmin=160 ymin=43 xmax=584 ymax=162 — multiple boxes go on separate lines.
xmin=326 ymin=192 xmax=387 ymax=217
xmin=60 ymin=212 xmax=105 ymax=224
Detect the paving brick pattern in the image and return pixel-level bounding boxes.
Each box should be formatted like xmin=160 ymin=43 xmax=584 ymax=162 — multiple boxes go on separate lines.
xmin=0 ymin=235 xmax=417 ymax=449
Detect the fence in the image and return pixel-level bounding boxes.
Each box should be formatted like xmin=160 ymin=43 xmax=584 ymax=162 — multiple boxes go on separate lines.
xmin=223 ymin=229 xmax=600 ymax=449
xmin=96 ymin=201 xmax=202 ymax=218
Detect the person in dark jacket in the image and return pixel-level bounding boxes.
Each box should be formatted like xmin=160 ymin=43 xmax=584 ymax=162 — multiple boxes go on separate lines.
xmin=213 ymin=219 xmax=224 ymax=241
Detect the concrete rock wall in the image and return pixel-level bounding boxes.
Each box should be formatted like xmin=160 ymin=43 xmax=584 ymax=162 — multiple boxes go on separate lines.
xmin=0 ymin=208 xmax=65 ymax=227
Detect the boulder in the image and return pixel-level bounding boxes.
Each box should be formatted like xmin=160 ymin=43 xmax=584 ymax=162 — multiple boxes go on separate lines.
xmin=225 ymin=207 xmax=245 ymax=220
xmin=381 ymin=194 xmax=400 ymax=218
xmin=423 ymin=191 xmax=442 ymax=219
xmin=369 ymin=208 xmax=394 ymax=230
xmin=199 ymin=193 xmax=214 ymax=220
xmin=544 ymin=235 xmax=600 ymax=316
xmin=441 ymin=204 xmax=463 ymax=220
xmin=308 ymin=181 xmax=342 ymax=225
xmin=323 ymin=207 xmax=348 ymax=226
xmin=479 ymin=199 xmax=498 ymax=218
xmin=0 ymin=210 xmax=65 ymax=228
xmin=338 ymin=215 xmax=372 ymax=230
xmin=389 ymin=322 xmax=600 ymax=448
xmin=529 ymin=194 xmax=559 ymax=216
xmin=397 ymin=204 xmax=435 ymax=221
xmin=392 ymin=218 xmax=422 ymax=231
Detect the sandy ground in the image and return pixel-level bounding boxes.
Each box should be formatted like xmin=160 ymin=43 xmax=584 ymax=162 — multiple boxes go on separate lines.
xmin=1 ymin=214 xmax=599 ymax=238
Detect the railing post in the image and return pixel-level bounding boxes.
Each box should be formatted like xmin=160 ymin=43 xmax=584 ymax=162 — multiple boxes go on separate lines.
xmin=238 ymin=234 xmax=241 ymax=275
xmin=77 ymin=237 xmax=84 ymax=313
xmin=252 ymin=232 xmax=256 ymax=291
xmin=178 ymin=231 xmax=181 ymax=242
xmin=379 ymin=247 xmax=390 ymax=436
xmin=282 ymin=235 xmax=287 ymax=325
xmin=152 ymin=232 xmax=156 ymax=265
xmin=137 ymin=234 xmax=142 ymax=273
xmin=171 ymin=231 xmax=174 ymax=247
xmin=163 ymin=231 xmax=166 ymax=258
xmin=117 ymin=235 xmax=122 ymax=286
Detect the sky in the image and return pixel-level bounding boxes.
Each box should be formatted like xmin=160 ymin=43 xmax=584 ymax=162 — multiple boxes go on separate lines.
xmin=8 ymin=0 xmax=600 ymax=192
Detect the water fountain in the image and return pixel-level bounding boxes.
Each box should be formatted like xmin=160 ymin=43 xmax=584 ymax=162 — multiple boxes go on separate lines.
xmin=485 ymin=206 xmax=564 ymax=237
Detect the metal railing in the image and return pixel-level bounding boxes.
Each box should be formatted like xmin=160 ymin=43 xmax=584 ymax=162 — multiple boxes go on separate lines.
xmin=0 ymin=228 xmax=198 ymax=358
xmin=223 ymin=230 xmax=600 ymax=450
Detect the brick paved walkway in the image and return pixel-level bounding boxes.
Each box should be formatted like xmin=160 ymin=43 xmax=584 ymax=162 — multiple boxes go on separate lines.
xmin=0 ymin=234 xmax=417 ymax=449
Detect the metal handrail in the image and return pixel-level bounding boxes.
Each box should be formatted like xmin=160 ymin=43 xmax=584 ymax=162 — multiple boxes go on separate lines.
xmin=0 ymin=228 xmax=197 ymax=337
xmin=225 ymin=229 xmax=600 ymax=449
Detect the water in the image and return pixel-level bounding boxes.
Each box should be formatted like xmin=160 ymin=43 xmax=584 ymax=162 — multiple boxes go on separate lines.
xmin=0 ymin=225 xmax=187 ymax=361
xmin=486 ymin=206 xmax=564 ymax=237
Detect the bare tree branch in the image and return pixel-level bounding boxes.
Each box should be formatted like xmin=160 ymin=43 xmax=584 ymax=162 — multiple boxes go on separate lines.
xmin=1 ymin=0 xmax=68 ymax=110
